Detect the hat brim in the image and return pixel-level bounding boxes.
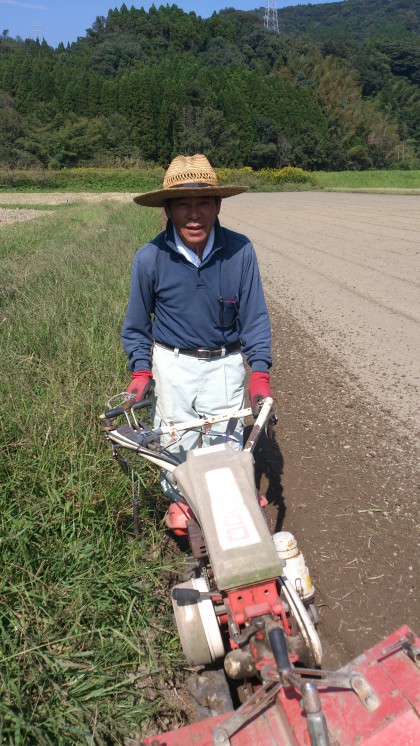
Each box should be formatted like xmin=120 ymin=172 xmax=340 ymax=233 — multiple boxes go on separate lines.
xmin=133 ymin=184 xmax=248 ymax=207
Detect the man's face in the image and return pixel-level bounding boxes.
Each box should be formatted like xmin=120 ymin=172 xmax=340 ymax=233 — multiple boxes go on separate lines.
xmin=165 ymin=196 xmax=221 ymax=254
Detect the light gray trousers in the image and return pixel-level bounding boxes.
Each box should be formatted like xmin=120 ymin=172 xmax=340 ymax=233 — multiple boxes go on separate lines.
xmin=152 ymin=343 xmax=245 ymax=461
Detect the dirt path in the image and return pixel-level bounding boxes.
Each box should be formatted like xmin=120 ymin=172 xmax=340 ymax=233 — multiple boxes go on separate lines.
xmin=222 ymin=192 xmax=420 ymax=667
xmin=0 ymin=192 xmax=140 ymax=227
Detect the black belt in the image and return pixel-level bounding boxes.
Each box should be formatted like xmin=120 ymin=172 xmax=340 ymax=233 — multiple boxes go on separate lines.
xmin=156 ymin=341 xmax=241 ymax=359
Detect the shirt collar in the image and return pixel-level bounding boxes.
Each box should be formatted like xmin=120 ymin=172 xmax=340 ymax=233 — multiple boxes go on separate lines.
xmin=172 ymin=225 xmax=215 ymax=267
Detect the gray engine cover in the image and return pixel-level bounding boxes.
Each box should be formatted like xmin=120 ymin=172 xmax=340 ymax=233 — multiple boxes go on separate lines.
xmin=173 ymin=445 xmax=281 ymax=590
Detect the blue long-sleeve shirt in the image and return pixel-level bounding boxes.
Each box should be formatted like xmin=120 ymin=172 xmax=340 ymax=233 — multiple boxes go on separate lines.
xmin=122 ymin=218 xmax=272 ymax=373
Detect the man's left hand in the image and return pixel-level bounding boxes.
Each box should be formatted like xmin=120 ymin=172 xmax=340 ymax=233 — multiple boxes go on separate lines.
xmin=249 ymin=371 xmax=272 ymax=416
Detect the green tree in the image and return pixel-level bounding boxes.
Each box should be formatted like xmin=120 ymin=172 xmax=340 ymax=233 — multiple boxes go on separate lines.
xmin=0 ymin=1 xmax=417 ymax=169
xmin=177 ymin=105 xmax=240 ymax=165
xmin=128 ymin=69 xmax=159 ymax=162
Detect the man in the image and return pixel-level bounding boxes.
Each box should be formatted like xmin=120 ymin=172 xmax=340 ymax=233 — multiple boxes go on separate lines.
xmin=122 ymin=154 xmax=272 ymax=529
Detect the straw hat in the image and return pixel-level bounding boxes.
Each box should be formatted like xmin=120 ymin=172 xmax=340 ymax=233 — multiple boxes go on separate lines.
xmin=133 ymin=154 xmax=248 ymax=207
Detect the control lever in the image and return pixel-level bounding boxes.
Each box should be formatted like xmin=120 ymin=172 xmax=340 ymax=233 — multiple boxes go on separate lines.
xmin=263 ymin=627 xmax=379 ymax=713
xmin=172 ymin=588 xmax=222 ymax=606
xmin=268 ymin=628 xmax=331 ymax=746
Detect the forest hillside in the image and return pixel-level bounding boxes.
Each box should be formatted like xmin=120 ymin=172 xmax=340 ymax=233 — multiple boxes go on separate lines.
xmin=0 ymin=0 xmax=419 ymax=170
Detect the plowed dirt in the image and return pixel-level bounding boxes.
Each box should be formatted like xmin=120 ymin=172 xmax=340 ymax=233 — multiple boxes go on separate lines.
xmin=222 ymin=191 xmax=419 ymax=668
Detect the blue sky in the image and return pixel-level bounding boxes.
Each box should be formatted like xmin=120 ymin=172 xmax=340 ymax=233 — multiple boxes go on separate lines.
xmin=1 ymin=0 xmax=345 ymax=49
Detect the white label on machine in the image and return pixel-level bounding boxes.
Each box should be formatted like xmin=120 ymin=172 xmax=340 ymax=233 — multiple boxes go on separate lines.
xmin=205 ymin=468 xmax=260 ymax=550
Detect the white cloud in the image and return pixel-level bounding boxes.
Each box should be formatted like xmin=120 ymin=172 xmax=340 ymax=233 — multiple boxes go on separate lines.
xmin=0 ymin=1 xmax=48 ymax=9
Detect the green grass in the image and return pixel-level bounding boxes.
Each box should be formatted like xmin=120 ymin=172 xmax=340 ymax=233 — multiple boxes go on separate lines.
xmin=0 ymin=167 xmax=165 ymax=192
xmin=1 ymin=166 xmax=419 ymax=195
xmin=0 ymin=203 xmax=186 ymax=744
xmin=314 ymin=169 xmax=420 ymax=192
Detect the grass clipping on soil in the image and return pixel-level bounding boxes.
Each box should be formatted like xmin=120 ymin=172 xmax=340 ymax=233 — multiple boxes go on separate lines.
xmin=0 ymin=202 xmax=186 ymax=744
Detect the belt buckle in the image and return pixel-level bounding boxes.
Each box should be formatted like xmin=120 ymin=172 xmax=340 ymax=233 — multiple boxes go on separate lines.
xmin=197 ymin=348 xmax=211 ymax=359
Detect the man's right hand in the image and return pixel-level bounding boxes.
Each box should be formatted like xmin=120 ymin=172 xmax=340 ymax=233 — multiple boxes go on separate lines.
xmin=125 ymin=370 xmax=155 ymax=403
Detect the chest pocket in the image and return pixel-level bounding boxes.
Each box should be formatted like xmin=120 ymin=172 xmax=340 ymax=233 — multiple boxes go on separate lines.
xmin=218 ymin=295 xmax=238 ymax=328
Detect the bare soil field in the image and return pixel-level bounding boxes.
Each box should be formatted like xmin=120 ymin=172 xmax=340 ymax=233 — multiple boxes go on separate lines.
xmin=222 ymin=192 xmax=420 ymax=668
xmin=2 ymin=190 xmax=419 ymax=674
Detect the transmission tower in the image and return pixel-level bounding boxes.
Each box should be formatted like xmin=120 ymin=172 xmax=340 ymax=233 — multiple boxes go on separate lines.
xmin=32 ymin=20 xmax=42 ymax=41
xmin=264 ymin=0 xmax=279 ymax=33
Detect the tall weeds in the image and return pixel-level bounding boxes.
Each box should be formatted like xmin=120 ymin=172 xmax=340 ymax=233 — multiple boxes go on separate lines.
xmin=0 ymin=202 xmax=184 ymax=744
xmin=0 ymin=166 xmax=316 ymax=192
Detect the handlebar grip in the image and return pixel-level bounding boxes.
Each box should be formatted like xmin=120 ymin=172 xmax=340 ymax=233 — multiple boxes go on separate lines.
xmin=268 ymin=627 xmax=291 ymax=673
xmin=172 ymin=588 xmax=201 ymax=605
xmin=104 ymin=398 xmax=151 ymax=420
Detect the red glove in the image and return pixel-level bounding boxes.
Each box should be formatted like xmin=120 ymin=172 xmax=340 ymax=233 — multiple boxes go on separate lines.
xmin=249 ymin=372 xmax=272 ymax=416
xmin=126 ymin=370 xmax=155 ymax=403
